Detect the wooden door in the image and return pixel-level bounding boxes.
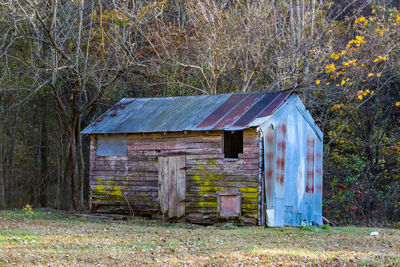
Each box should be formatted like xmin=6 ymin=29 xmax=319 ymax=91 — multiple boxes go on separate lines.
xmin=158 ymin=155 xmax=186 ymax=218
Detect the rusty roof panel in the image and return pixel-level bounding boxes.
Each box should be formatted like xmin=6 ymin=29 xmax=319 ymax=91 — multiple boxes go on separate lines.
xmin=257 ymin=93 xmax=290 ymax=118
xmin=195 ymin=94 xmax=247 ymax=129
xmin=233 ymin=94 xmax=280 ymax=127
xmin=82 ymin=92 xmax=289 ymax=134
xmin=213 ymin=93 xmax=264 ymax=129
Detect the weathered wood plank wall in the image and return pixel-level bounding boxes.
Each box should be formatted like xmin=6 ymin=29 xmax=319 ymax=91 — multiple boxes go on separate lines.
xmin=89 ymin=129 xmax=260 ymax=224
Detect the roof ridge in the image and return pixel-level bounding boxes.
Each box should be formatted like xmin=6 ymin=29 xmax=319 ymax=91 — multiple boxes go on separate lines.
xmin=119 ymin=90 xmax=286 ymax=101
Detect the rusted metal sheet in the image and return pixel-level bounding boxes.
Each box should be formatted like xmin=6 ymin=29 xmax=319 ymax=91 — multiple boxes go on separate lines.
xmin=260 ymin=95 xmax=323 ymax=227
xmin=313 ymin=138 xmax=323 ymax=222
xmin=82 ymin=92 xmax=290 ymax=134
xmin=264 ymin=125 xmax=275 ymax=207
xmin=275 ymin=119 xmax=287 ymax=197
xmin=233 ymin=94 xmax=280 ymax=127
xmin=257 ymin=93 xmax=290 ymax=118
xmin=196 ymin=94 xmax=247 ymax=129
xmin=212 ymin=94 xmax=264 ymax=129
xmin=306 ymin=133 xmax=315 ymax=194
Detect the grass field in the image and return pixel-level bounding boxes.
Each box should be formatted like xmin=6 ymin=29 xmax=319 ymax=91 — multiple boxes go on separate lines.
xmin=0 ymin=210 xmax=399 ymax=266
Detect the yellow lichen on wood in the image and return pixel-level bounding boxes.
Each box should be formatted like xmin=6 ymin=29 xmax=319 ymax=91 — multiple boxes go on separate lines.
xmin=111 ymin=185 xmax=123 ymax=197
xmin=239 ymin=188 xmax=258 ymax=193
xmin=93 ymin=177 xmax=124 ymax=198
xmin=190 ymin=160 xmax=258 ymax=215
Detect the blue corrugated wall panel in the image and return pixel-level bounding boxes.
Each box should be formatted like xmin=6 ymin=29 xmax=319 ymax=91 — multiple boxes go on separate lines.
xmin=261 ymin=95 xmax=323 ymax=226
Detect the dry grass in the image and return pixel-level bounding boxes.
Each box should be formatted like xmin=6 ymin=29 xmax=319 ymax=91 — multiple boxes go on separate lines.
xmin=0 ymin=210 xmax=399 ymax=266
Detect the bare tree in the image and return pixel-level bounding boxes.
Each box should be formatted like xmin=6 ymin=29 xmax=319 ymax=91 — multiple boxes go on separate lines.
xmin=142 ymin=0 xmax=338 ymax=95
xmin=0 ymin=0 xmax=155 ymax=210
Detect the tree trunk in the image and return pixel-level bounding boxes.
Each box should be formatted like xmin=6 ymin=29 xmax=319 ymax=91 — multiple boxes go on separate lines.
xmin=61 ymin=139 xmax=73 ymax=211
xmin=39 ymin=102 xmax=48 ymax=207
xmin=0 ymin=138 xmax=6 ymax=209
xmin=77 ymin=116 xmax=85 ymax=210
xmin=0 ymin=94 xmax=7 ymax=209
xmin=0 ymin=111 xmax=16 ymax=209
xmin=60 ymin=111 xmax=83 ymax=211
xmin=72 ymin=116 xmax=80 ymax=210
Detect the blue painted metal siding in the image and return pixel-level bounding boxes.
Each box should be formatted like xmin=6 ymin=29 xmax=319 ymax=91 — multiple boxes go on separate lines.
xmin=260 ymin=95 xmax=323 ymax=226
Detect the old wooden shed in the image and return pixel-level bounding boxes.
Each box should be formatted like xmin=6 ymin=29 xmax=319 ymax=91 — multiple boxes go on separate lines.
xmin=82 ymin=92 xmax=323 ymax=226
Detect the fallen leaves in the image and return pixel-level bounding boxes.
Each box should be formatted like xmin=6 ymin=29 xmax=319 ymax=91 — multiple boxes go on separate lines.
xmin=0 ymin=210 xmax=399 ymax=266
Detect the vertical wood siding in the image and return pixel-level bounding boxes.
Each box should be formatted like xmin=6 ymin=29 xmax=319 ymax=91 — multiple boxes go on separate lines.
xmin=89 ymin=129 xmax=260 ymax=224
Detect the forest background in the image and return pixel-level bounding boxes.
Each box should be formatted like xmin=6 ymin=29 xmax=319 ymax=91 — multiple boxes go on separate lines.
xmin=0 ymin=0 xmax=399 ymax=225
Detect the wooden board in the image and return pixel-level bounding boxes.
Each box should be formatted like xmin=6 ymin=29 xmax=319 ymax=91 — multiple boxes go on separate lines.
xmin=158 ymin=156 xmax=169 ymax=215
xmin=158 ymin=155 xmax=186 ymax=218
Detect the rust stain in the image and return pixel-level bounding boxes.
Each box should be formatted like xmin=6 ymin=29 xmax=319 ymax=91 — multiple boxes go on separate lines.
xmin=196 ymin=94 xmax=246 ymax=128
xmin=234 ymin=94 xmax=278 ymax=127
xmin=258 ymin=93 xmax=290 ymax=118
xmin=315 ymin=181 xmax=322 ymax=193
xmin=264 ymin=125 xmax=275 ymax=200
xmin=315 ymin=148 xmax=322 ymax=193
xmin=93 ymin=100 xmax=135 ymax=125
xmin=275 ymin=119 xmax=287 ymax=186
xmin=213 ymin=94 xmax=264 ymax=129
xmin=305 ymin=134 xmax=315 ymax=194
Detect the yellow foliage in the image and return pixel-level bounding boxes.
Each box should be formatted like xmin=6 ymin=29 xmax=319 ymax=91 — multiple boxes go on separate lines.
xmin=396 ymin=101 xmax=400 ymax=107
xmin=357 ymin=89 xmax=374 ymax=100
xmin=355 ymin=16 xmax=368 ymax=25
xmin=373 ymin=56 xmax=386 ymax=62
xmin=355 ymin=36 xmax=366 ymax=43
xmin=325 ymin=63 xmax=336 ymax=73
xmin=22 ymin=204 xmax=34 ymax=215
xmin=341 ymin=80 xmax=346 ymax=86
xmin=375 ymin=28 xmax=389 ymax=37
xmin=368 ymin=73 xmax=374 ymax=77
xmin=347 ymin=36 xmax=365 ymax=49
xmin=315 ymin=80 xmax=321 ymax=85
xmin=343 ymin=59 xmax=357 ymax=67
xmin=332 ymin=104 xmax=344 ymax=110
xmin=331 ymin=53 xmax=340 ymax=60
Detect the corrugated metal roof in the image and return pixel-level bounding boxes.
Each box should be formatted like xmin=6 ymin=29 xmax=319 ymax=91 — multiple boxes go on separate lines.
xmin=82 ymin=92 xmax=290 ymax=134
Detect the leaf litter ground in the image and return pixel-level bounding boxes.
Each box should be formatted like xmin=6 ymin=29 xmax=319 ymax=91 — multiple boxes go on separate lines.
xmin=0 ymin=210 xmax=399 ymax=266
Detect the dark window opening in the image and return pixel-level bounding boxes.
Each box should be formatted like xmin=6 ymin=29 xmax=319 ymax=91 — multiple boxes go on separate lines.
xmin=224 ymin=130 xmax=243 ymax=159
